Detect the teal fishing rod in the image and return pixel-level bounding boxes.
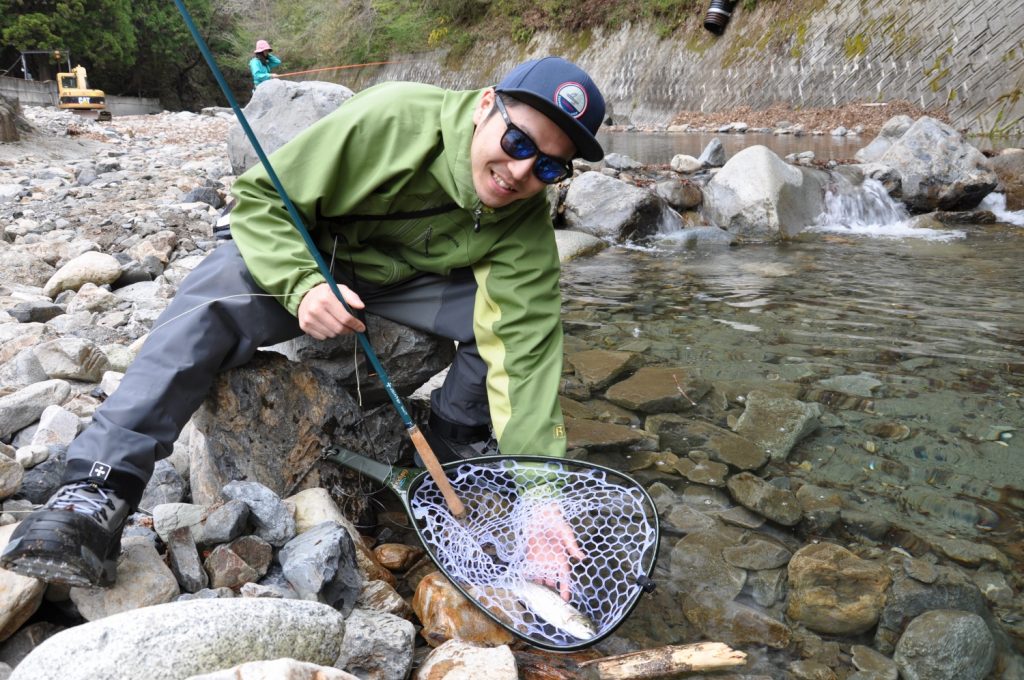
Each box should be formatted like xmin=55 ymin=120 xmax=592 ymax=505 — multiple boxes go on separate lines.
xmin=173 ymin=0 xmax=466 ymax=516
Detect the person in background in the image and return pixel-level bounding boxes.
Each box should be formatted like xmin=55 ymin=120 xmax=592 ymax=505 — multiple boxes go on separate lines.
xmin=249 ymin=39 xmax=281 ymax=88
xmin=1 ymin=56 xmax=605 ymax=600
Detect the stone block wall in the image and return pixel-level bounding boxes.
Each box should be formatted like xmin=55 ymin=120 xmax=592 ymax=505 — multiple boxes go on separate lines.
xmin=354 ymin=0 xmax=1024 ymax=136
xmin=0 ymin=75 xmax=161 ymax=116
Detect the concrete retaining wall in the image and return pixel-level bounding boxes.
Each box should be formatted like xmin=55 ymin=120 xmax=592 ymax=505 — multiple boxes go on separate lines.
xmin=342 ymin=0 xmax=1024 ymax=136
xmin=0 ymin=75 xmax=162 ymax=117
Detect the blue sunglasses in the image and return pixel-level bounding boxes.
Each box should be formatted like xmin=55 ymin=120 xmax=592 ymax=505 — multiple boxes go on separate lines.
xmin=494 ymin=95 xmax=574 ymax=185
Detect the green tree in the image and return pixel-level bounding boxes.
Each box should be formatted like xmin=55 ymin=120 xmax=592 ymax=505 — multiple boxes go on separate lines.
xmin=1 ymin=0 xmax=136 ymax=73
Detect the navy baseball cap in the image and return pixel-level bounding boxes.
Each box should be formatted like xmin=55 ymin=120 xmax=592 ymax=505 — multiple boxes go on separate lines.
xmin=495 ymin=57 xmax=606 ymax=162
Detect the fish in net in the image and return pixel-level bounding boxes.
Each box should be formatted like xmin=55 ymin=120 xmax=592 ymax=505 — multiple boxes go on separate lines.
xmin=410 ymin=458 xmax=658 ymax=649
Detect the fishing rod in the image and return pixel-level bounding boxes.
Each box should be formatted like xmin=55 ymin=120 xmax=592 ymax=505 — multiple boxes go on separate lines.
xmin=275 ymin=60 xmax=406 ymax=79
xmin=172 ymin=0 xmax=465 ymax=518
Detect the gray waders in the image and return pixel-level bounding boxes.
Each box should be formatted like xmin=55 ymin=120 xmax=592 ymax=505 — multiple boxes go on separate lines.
xmin=62 ymin=241 xmax=487 ymax=508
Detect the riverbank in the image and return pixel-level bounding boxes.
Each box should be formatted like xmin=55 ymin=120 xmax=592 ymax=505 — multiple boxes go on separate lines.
xmin=667 ymin=100 xmax=953 ymax=139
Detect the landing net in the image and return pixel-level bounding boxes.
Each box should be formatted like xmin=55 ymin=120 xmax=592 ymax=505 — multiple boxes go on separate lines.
xmin=409 ymin=458 xmax=658 ymax=649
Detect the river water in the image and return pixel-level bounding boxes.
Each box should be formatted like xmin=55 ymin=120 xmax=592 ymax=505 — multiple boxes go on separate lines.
xmin=561 ymin=131 xmax=1024 ymax=666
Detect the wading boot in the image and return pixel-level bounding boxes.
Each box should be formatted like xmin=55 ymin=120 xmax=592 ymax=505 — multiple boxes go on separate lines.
xmin=419 ymin=411 xmax=500 ymax=465
xmin=1 ymin=481 xmax=130 ymax=587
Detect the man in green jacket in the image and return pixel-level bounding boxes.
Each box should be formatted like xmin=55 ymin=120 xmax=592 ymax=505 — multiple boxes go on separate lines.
xmin=2 ymin=57 xmax=605 ymax=594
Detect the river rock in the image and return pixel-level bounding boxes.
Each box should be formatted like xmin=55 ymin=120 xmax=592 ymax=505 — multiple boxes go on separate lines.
xmin=703 ymin=145 xmax=828 ymax=240
xmin=413 ymin=639 xmax=517 ymax=680
xmin=10 ymin=598 xmax=346 ymax=680
xmin=988 ymin=148 xmax=1024 ymax=210
xmin=412 ymin=572 xmax=515 ymax=647
xmin=726 ymin=472 xmax=802 ymax=526
xmin=647 ymin=414 xmax=767 ymax=470
xmin=0 ymin=379 xmax=71 ymax=439
xmin=786 ymin=542 xmax=891 ymax=635
xmin=563 ymin=171 xmax=681 ymax=241
xmin=566 ymin=348 xmax=643 ymax=390
xmin=874 ymin=116 xmax=997 ymax=211
xmin=186 ymin=658 xmax=358 ymax=680
xmin=605 ymin=366 xmax=709 ymax=413
xmin=68 ymin=536 xmax=180 ymax=621
xmin=564 ymin=416 xmax=651 ymax=451
xmin=42 ymin=251 xmax=121 ymax=298
xmin=227 ymin=79 xmax=355 ymax=176
xmin=894 ymin=609 xmax=995 ymax=680
xmin=732 ymin=390 xmax=821 ymax=462
xmin=554 ymin=229 xmax=607 ymax=261
xmin=335 ymin=607 xmax=416 ymax=680
xmin=0 ymin=525 xmax=45 ymax=643
xmin=855 ymin=115 xmax=915 ymax=163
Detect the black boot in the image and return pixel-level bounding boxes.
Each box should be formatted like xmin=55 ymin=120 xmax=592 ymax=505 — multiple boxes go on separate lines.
xmin=420 ymin=411 xmax=500 ymax=465
xmin=1 ymin=481 xmax=130 ymax=587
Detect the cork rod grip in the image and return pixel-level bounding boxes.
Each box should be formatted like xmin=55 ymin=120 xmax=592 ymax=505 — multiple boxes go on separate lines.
xmin=408 ymin=425 xmax=467 ymax=519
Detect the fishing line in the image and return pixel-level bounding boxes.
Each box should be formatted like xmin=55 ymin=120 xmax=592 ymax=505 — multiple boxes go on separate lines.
xmin=144 ymin=292 xmax=303 ymax=337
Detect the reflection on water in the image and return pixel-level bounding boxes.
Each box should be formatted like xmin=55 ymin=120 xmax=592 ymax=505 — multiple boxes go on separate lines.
xmin=560 ymin=226 xmax=1024 ymax=660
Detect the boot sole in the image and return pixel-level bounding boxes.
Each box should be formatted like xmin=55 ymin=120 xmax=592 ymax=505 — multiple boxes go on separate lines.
xmin=1 ymin=512 xmax=120 ymax=588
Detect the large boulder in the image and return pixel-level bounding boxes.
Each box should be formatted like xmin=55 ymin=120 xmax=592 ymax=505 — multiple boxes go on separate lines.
xmin=228 ymin=79 xmax=355 ymax=175
xmin=9 ymin=598 xmax=346 ymax=680
xmin=563 ymin=171 xmax=682 ymax=241
xmin=871 ymin=116 xmax=997 ymax=211
xmin=703 ymin=145 xmax=828 ymax=240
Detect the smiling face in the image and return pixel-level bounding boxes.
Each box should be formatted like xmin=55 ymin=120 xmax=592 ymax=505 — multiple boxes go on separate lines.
xmin=470 ymin=89 xmax=576 ymax=209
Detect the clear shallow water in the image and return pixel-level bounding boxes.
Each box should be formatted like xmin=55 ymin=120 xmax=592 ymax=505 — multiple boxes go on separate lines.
xmin=558 ymin=175 xmax=1024 ymax=662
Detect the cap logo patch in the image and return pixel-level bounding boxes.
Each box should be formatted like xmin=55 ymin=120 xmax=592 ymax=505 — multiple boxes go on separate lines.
xmin=554 ymin=82 xmax=588 ymax=119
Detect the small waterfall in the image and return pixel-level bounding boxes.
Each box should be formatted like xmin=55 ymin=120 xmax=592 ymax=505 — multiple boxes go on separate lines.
xmin=811 ymin=174 xmax=964 ymax=241
xmin=817 ymin=175 xmax=909 ymax=229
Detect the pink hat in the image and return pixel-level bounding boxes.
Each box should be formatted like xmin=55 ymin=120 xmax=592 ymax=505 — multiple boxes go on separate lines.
xmin=253 ymin=40 xmax=272 ymax=54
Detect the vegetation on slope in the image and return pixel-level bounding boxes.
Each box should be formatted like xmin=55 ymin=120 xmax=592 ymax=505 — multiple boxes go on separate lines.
xmin=0 ymin=0 xmax=770 ymax=108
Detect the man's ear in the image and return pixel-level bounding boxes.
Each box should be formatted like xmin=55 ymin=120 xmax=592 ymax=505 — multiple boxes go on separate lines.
xmin=473 ymin=88 xmax=496 ymax=126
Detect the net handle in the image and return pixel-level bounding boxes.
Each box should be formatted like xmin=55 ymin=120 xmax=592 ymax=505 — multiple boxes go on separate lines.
xmin=409 ymin=425 xmax=466 ymax=518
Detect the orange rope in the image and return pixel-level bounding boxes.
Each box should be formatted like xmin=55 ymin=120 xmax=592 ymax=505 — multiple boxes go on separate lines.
xmin=276 ymin=60 xmax=404 ymax=78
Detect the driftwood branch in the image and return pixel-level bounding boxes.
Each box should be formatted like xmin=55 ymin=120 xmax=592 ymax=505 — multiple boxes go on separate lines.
xmin=515 ymin=642 xmax=746 ymax=680
xmin=578 ymin=642 xmax=747 ymax=680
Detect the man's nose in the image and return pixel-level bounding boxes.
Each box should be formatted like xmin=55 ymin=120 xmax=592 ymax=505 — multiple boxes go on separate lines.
xmin=508 ymin=157 xmax=534 ymax=182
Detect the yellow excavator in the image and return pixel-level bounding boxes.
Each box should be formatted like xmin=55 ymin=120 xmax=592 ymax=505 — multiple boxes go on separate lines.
xmin=56 ymin=64 xmax=111 ymax=121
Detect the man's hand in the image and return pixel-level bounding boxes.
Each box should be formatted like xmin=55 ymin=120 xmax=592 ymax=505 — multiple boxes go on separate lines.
xmin=525 ymin=501 xmax=585 ymax=601
xmin=297 ymin=282 xmax=366 ymax=340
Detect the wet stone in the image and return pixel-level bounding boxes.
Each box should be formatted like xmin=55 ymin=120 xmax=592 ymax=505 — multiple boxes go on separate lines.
xmin=565 ymin=348 xmax=643 ymax=390
xmin=722 ymin=535 xmax=793 ymax=570
xmin=673 ymin=456 xmax=729 ymax=486
xmin=851 ymin=644 xmax=899 ymax=680
xmin=663 ymin=503 xmax=719 ymax=535
xmin=669 ymin=528 xmax=747 ymax=601
xmin=789 ymin=659 xmax=837 ymax=680
xmin=648 ymin=414 xmax=768 ymax=471
xmin=732 ymin=390 xmax=821 ymax=462
xmin=726 ymin=472 xmax=802 ymax=526
xmin=564 ymin=417 xmax=652 ymax=452
xmin=839 ymin=508 xmax=892 ymax=543
xmin=681 ymin=593 xmax=792 ymax=650
xmin=604 ymin=366 xmax=710 ymax=414
xmin=786 ymin=542 xmax=891 ymax=636
xmin=716 ymin=505 xmax=766 ymax=530
xmin=901 ymin=555 xmax=938 ymax=584
xmin=748 ymin=568 xmax=786 ymax=607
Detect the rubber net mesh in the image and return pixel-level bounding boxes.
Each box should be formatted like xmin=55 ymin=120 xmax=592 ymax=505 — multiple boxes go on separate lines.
xmin=410 ymin=458 xmax=657 ymax=648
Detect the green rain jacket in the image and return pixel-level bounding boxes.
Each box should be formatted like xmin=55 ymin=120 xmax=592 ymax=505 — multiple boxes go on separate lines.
xmin=229 ymin=81 xmax=567 ymax=458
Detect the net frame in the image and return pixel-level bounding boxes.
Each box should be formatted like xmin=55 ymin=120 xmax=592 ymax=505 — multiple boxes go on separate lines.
xmin=404 ymin=455 xmax=660 ymax=651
